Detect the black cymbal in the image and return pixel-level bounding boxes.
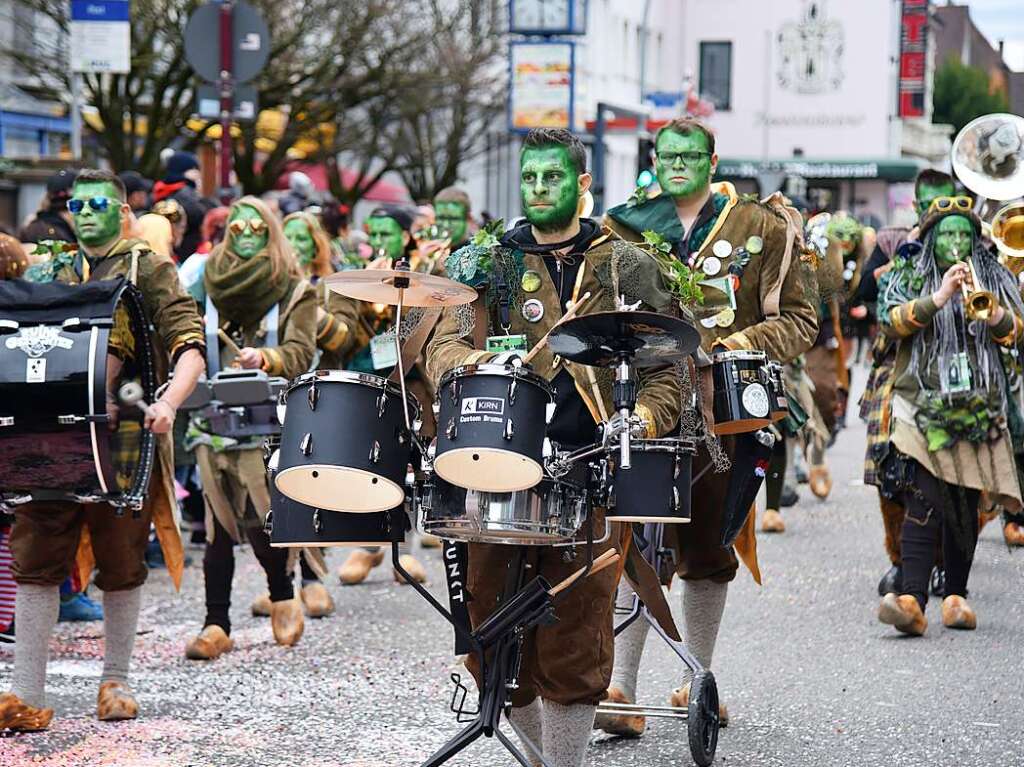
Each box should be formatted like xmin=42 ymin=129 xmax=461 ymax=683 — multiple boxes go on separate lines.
xmin=547 ymin=310 xmax=701 ymax=367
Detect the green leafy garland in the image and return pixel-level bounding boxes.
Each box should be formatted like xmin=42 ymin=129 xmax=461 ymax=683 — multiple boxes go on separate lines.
xmin=24 ymin=240 xmax=77 ymax=283
xmin=640 ymin=230 xmax=704 ymax=307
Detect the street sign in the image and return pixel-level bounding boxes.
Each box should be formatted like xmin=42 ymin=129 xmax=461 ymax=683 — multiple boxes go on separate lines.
xmin=70 ymin=0 xmax=131 ymax=73
xmin=184 ymin=1 xmax=270 ymax=84
xmin=196 ymin=84 xmax=258 ymax=121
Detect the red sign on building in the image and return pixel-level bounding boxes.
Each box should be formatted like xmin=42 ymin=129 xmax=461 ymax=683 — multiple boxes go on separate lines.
xmin=899 ymin=0 xmax=929 ymax=117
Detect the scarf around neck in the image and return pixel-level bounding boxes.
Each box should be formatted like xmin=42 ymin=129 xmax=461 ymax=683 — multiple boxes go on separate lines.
xmin=203 ymin=249 xmax=293 ymax=328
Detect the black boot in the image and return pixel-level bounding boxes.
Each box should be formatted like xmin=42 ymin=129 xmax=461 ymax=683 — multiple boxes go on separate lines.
xmin=780 ymin=483 xmax=799 ymax=508
xmin=877 ymin=564 xmax=903 ymax=596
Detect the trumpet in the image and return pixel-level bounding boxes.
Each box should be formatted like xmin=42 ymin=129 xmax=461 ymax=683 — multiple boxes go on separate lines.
xmin=960 ymin=257 xmax=999 ymax=322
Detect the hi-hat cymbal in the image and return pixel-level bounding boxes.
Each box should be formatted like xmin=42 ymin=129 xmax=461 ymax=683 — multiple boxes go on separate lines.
xmin=547 ymin=310 xmax=701 ymax=367
xmin=324 ymin=269 xmax=478 ymax=307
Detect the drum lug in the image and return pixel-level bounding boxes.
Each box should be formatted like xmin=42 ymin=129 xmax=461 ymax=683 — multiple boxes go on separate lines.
xmin=0 ymin=416 xmax=13 ymax=427
xmin=431 ymin=400 xmax=440 ymax=417
xmin=508 ymin=378 xmax=518 ymax=405
xmin=313 ymin=508 xmax=324 ymax=534
xmin=264 ymin=510 xmax=273 ymax=535
xmin=276 ymin=390 xmax=288 ymax=425
xmin=308 ymin=381 xmax=319 ymax=411
xmin=449 ymin=381 xmax=459 ymax=405
xmin=377 ymin=391 xmax=387 ymax=418
xmin=369 ymin=440 xmax=381 ymax=464
xmin=300 ymin=433 xmax=313 ymax=456
xmin=673 ymin=486 xmax=681 ymax=512
xmin=503 ymin=418 xmax=514 ymax=441
xmin=446 ymin=417 xmax=457 ymax=440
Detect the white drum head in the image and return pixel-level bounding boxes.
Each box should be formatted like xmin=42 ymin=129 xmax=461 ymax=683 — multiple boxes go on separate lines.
xmin=433 ymin=448 xmax=544 ymax=493
xmin=605 ymin=514 xmax=691 ymax=524
xmin=274 ymin=465 xmax=405 ymax=513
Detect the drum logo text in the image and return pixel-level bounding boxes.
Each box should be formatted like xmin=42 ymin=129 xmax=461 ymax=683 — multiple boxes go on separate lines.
xmin=460 ymin=397 xmax=505 ymax=417
xmin=6 ymin=325 xmax=74 ymax=358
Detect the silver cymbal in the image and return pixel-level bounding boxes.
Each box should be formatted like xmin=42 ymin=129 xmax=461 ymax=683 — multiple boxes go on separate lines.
xmin=324 ymin=269 xmax=478 ymax=307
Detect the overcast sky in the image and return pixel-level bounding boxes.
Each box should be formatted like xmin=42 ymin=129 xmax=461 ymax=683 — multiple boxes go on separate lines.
xmin=963 ymin=0 xmax=1024 ymax=71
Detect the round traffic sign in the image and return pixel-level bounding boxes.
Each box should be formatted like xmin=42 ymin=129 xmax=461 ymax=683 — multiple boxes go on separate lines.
xmin=184 ymin=1 xmax=270 ymax=84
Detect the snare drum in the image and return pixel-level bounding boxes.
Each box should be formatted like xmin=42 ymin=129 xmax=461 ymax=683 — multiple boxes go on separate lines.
xmin=417 ymin=468 xmax=587 ymax=545
xmin=274 ymin=371 xmax=420 ymax=513
xmin=0 ymin=277 xmax=157 ymax=509
xmin=606 ymin=438 xmax=696 ymax=523
xmin=711 ymin=350 xmax=773 ymax=435
xmin=268 ymin=484 xmax=408 ymax=548
xmin=434 ymin=364 xmax=553 ymax=493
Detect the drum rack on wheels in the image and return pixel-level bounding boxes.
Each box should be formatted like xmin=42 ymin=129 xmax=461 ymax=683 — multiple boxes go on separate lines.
xmin=595 ymin=522 xmax=721 ymax=767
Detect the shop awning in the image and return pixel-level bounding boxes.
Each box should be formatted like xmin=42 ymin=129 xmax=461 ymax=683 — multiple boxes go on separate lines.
xmin=716 ymin=157 xmax=923 ymax=182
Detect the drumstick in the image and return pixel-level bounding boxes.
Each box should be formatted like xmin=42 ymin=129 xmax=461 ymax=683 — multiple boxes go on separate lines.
xmin=217 ymin=329 xmax=243 ymax=359
xmin=521 ymin=291 xmax=594 ymax=365
xmin=548 ymin=548 xmax=620 ymax=596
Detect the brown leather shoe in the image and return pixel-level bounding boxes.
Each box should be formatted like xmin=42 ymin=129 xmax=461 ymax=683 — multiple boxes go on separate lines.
xmin=1004 ymin=522 xmax=1024 ymax=547
xmin=393 ymin=553 xmax=427 ymax=584
xmin=97 ymin=681 xmax=138 ymax=721
xmin=761 ymin=509 xmax=786 ymax=533
xmin=270 ymin=598 xmax=305 ymax=647
xmin=184 ymin=625 xmax=234 ymax=660
xmin=941 ymin=595 xmax=977 ymax=630
xmin=877 ymin=593 xmax=927 ymax=636
xmin=300 ymin=582 xmax=335 ymax=618
xmin=338 ymin=548 xmax=385 ymax=585
xmin=250 ymin=592 xmax=272 ymax=617
xmin=594 ymin=687 xmax=645 ymax=737
xmin=670 ymin=683 xmax=730 ymax=727
xmin=808 ymin=465 xmax=832 ymax=499
xmin=0 ymin=692 xmax=53 ymax=732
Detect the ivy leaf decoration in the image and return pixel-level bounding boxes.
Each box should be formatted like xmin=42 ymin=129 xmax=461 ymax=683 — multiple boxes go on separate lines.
xmin=639 ymin=230 xmax=704 ymax=307
xmin=24 ymin=240 xmax=78 ymax=283
xmin=449 ymin=219 xmax=507 ymax=289
xmin=627 ymin=170 xmax=656 ymax=207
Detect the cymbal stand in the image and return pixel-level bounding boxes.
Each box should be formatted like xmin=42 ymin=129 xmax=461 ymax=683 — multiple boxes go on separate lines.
xmin=390 ymin=258 xmax=413 ymax=435
xmin=613 ymin=352 xmax=637 ymax=469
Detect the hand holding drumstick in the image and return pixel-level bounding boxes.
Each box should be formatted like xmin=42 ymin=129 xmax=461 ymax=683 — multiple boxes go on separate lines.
xmin=521 ymin=291 xmax=596 ymax=365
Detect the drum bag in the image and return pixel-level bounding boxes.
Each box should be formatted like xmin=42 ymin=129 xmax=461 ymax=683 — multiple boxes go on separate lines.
xmin=0 ymin=277 xmax=125 ymax=323
xmin=720 ymin=431 xmax=774 ymax=548
xmin=442 ymin=539 xmax=473 ymax=655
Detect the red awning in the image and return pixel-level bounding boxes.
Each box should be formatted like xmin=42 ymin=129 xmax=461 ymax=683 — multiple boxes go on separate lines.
xmin=278 ymin=163 xmax=410 ymax=204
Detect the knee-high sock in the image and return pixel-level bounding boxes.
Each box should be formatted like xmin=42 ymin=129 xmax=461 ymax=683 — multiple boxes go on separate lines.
xmin=542 ymin=700 xmax=595 ymax=767
xmin=101 ymin=586 xmax=142 ymax=686
xmin=608 ymin=580 xmax=649 ymax=702
xmin=509 ymin=698 xmax=544 ymax=766
xmin=11 ymin=584 xmax=59 ymax=708
xmin=680 ymin=580 xmax=728 ymax=687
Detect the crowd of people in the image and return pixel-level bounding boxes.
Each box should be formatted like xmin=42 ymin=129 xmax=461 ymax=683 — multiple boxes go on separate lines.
xmin=0 ymin=119 xmax=1021 ymax=767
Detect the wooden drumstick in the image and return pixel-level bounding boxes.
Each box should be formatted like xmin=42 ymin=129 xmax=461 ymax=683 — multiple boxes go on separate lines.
xmin=217 ymin=328 xmax=243 ymax=359
xmin=548 ymin=548 xmax=620 ymax=596
xmin=521 ymin=291 xmax=594 ymax=366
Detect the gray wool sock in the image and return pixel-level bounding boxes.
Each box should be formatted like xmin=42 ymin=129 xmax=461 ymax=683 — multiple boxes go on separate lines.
xmin=509 ymin=698 xmax=544 ymax=766
xmin=680 ymin=579 xmax=728 ymax=687
xmin=101 ymin=586 xmax=142 ymax=685
xmin=542 ymin=700 xmax=596 ymax=767
xmin=11 ymin=584 xmax=59 ymax=708
xmin=608 ymin=580 xmax=650 ymax=702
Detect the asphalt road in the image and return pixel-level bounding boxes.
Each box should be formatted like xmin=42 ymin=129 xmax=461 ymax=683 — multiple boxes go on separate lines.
xmin=3 ymin=371 xmax=1023 ymax=767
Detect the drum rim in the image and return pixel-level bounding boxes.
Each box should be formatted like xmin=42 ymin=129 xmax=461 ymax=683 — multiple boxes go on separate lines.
xmin=418 ymin=469 xmax=586 ymax=494
xmin=438 ymin=363 xmax=553 ymax=397
xmin=710 ymin=349 xmax=768 ymax=363
xmin=616 ymin=437 xmax=698 ymax=454
xmin=286 ymin=369 xmax=422 ymax=416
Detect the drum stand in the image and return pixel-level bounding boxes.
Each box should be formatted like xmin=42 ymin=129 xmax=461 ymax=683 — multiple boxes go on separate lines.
xmin=595 ymin=522 xmax=720 ymax=767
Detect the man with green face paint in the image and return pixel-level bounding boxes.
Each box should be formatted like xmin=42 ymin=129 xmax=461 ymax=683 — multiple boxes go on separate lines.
xmin=433 ymin=186 xmax=474 ymax=249
xmin=429 ymin=128 xmax=681 ymax=767
xmin=875 ymin=202 xmax=1024 ymax=636
xmin=856 ymin=170 xmax=957 ymax=598
xmin=600 ymin=118 xmax=818 ymax=736
xmin=0 ymin=169 xmax=206 ymax=731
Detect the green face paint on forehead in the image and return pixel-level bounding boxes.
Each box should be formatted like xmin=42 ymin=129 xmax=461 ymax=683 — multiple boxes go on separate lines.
xmin=228 ymin=204 xmax=269 ymax=260
xmin=367 ymin=216 xmax=405 ymax=260
xmin=284 ymin=218 xmax=315 ymax=266
xmin=520 ymin=146 xmax=580 ymax=233
xmin=70 ymin=181 xmax=124 ymax=248
xmin=655 ymin=130 xmax=713 ymax=200
xmin=827 ymin=217 xmax=862 ymax=255
xmin=434 ymin=200 xmax=469 ymax=246
xmin=916 ymin=181 xmax=956 ymax=217
xmin=934 ymin=215 xmax=974 ymax=270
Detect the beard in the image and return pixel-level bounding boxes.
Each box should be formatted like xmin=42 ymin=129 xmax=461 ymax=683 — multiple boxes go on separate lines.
xmin=525 ymin=199 xmax=577 ymax=233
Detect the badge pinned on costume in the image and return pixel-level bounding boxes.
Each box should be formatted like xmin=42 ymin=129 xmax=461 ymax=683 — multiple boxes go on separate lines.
xmin=486 ymin=334 xmax=528 ymax=355
xmin=521 ymin=270 xmax=542 ymax=293
xmin=701 ymin=276 xmax=737 ymax=310
xmin=701 ymin=256 xmax=722 ymax=276
xmin=714 ymin=307 xmax=736 ymax=328
xmin=700 ymin=316 xmax=718 ymax=329
xmin=712 ymin=240 xmax=733 ymax=259
xmin=522 ymin=299 xmax=545 ymax=323
xmin=745 ymin=236 xmax=764 ymax=255
xmin=369 ymin=334 xmax=399 ymax=371
xmin=943 ymin=352 xmax=972 ymax=394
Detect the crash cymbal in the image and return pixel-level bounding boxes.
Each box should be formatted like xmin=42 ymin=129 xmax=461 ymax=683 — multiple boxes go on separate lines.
xmin=547 ymin=310 xmax=701 ymax=368
xmin=324 ymin=269 xmax=478 ymax=307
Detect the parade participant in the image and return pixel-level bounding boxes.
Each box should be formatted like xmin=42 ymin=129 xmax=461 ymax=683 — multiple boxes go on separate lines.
xmin=118 ymin=171 xmax=152 ymax=215
xmin=0 ymin=169 xmax=206 ymax=730
xmin=152 ymin=151 xmax=214 ymax=261
xmin=320 ymin=201 xmax=359 ymax=264
xmin=19 ymin=168 xmax=77 ymax=244
xmin=433 ymin=186 xmax=474 ymax=249
xmin=876 ymin=200 xmax=1024 ymax=635
xmin=600 ymin=117 xmax=817 ymax=734
xmin=150 ymin=198 xmax=188 ymax=261
xmin=860 ymin=170 xmax=955 ymax=595
xmin=428 ymin=127 xmax=681 ymax=767
xmin=184 ymin=197 xmax=317 ymax=660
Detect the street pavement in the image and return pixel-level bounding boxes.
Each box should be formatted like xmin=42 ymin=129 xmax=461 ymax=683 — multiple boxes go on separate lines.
xmin=2 ymin=369 xmax=1023 ymax=767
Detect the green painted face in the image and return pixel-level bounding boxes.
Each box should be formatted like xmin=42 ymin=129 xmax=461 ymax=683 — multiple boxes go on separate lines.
xmin=283 ymin=218 xmax=316 ymax=265
xmin=228 ymin=204 xmax=269 ymax=260
xmin=655 ymin=129 xmax=713 ymax=199
xmin=915 ymin=181 xmax=956 ymax=217
xmin=934 ymin=215 xmax=974 ymax=270
xmin=827 ymin=217 xmax=862 ymax=256
xmin=434 ymin=200 xmax=469 ymax=246
xmin=520 ymin=146 xmax=580 ymax=233
xmin=367 ymin=216 xmax=406 ymax=260
xmin=70 ymin=181 xmax=125 ymax=248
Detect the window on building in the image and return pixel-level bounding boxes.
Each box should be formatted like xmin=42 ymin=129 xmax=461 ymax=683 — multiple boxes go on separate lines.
xmin=699 ymin=41 xmax=732 ymax=111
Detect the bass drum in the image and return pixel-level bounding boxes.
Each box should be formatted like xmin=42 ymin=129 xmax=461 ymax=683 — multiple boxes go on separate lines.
xmin=0 ymin=277 xmax=156 ymax=509
xmin=606 ymin=438 xmax=696 ymax=524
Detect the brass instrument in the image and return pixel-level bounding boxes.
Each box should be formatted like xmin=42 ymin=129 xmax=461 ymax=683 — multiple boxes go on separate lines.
xmin=960 ymin=257 xmax=997 ymax=321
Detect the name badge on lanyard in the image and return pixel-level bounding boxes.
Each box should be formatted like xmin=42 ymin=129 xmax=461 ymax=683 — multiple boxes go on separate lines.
xmin=370 ymin=334 xmax=399 ymax=370
xmin=486 ymin=334 xmax=528 ymax=356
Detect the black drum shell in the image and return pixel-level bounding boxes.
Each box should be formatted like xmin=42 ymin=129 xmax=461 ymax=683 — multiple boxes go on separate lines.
xmin=268 ymin=483 xmax=407 ymax=547
xmin=275 ymin=371 xmax=419 ymax=512
xmin=607 ymin=439 xmax=694 ymax=523
xmin=711 ymin=351 xmax=772 ymax=435
xmin=434 ymin=365 xmax=552 ymax=493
